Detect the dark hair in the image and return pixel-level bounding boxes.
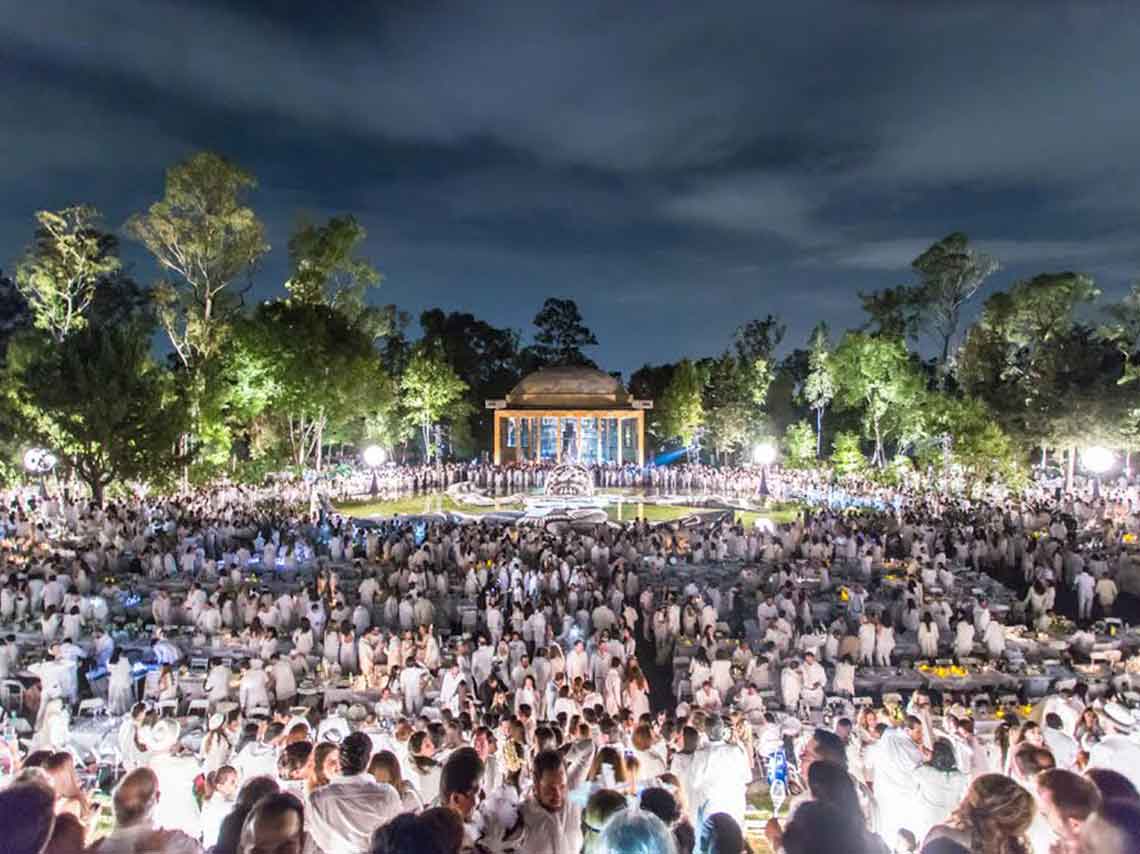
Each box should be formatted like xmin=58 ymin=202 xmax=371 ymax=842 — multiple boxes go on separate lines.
xmin=533 ymin=748 xmax=564 ymax=783
xmin=1036 ymin=769 xmax=1101 ymax=823
xmin=641 ymin=787 xmax=681 ymax=825
xmin=440 ymin=747 xmax=485 ymax=802
xmin=1085 ymin=768 xmax=1140 ymax=803
xmin=369 ymin=811 xmax=458 ymax=854
xmin=277 ymin=742 xmax=313 ymax=779
xmin=112 ymin=767 xmax=159 ymax=826
xmin=782 ymin=801 xmax=868 ymax=854
xmin=340 ymin=731 xmax=373 ymax=776
xmin=698 ymin=812 xmax=745 ymax=854
xmin=240 ymin=792 xmax=304 ymax=848
xmin=1088 ymin=799 xmax=1140 ymax=854
xmin=0 ymin=779 xmax=57 ymax=854
xmin=928 ymin=738 xmax=959 ymax=773
xmin=809 ymin=728 xmax=847 ymax=768
xmin=806 ymin=760 xmax=863 ymax=829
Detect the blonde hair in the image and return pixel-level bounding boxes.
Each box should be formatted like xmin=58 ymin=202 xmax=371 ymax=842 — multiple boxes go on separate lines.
xmin=943 ymin=774 xmax=1034 ymax=854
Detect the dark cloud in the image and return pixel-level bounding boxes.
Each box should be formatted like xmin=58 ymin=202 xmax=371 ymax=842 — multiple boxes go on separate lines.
xmin=2 ymin=1 xmax=1140 ymax=374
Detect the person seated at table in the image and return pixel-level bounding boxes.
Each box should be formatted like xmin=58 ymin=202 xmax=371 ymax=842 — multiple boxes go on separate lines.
xmin=801 ymin=651 xmax=826 ymax=708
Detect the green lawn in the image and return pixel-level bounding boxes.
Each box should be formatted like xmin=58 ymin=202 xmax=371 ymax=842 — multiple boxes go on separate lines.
xmin=334 ymin=492 xmax=802 ymax=528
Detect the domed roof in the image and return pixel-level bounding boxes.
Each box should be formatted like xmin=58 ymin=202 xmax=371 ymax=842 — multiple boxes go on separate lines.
xmin=507 ymin=366 xmax=631 ymax=408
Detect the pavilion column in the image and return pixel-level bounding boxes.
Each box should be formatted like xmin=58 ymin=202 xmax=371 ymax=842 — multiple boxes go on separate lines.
xmin=493 ymin=411 xmax=502 ymax=465
xmin=577 ymin=417 xmax=583 ymax=463
xmin=556 ymin=417 xmax=562 ymax=464
xmin=637 ymin=410 xmax=645 ymax=466
xmin=596 ymin=416 xmax=602 ymax=463
xmin=617 ymin=417 xmax=624 ymax=464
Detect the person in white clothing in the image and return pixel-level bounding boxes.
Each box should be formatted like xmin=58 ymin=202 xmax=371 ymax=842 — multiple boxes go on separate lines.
xmin=307 ymin=732 xmax=402 ymax=854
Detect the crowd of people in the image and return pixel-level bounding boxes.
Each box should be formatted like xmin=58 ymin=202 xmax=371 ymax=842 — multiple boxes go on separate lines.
xmin=0 ymin=465 xmax=1139 ymax=854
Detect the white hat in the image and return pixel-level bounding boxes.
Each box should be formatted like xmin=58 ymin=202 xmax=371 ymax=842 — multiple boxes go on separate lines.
xmin=146 ymin=718 xmax=182 ymax=752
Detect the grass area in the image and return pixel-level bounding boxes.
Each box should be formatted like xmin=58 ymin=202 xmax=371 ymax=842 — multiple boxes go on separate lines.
xmin=738 ymin=500 xmax=803 ymax=528
xmin=335 ymin=492 xmax=803 ymax=528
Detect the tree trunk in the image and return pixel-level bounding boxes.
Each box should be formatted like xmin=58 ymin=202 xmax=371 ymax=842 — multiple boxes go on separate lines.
xmin=872 ymin=419 xmax=884 ymax=468
xmin=1065 ymin=446 xmax=1076 ymax=493
xmin=1126 ymin=449 xmax=1132 ymax=480
xmin=815 ymin=407 xmax=823 ymax=457
xmin=315 ymin=412 xmax=326 ymax=473
xmin=1040 ymin=446 xmax=1047 ymax=468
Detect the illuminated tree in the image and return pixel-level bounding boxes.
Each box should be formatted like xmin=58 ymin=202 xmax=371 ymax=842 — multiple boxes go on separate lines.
xmin=400 ymin=343 xmax=469 ymax=460
xmin=15 ymin=206 xmax=120 ymax=343
xmin=657 ymin=358 xmax=705 ymax=449
xmin=832 ymin=332 xmax=925 ymax=466
xmin=784 ymin=420 xmax=817 ymax=468
xmin=911 ymin=232 xmax=999 ymax=366
xmin=802 ymin=322 xmax=835 ymax=457
xmin=127 ymin=152 xmax=268 ymax=370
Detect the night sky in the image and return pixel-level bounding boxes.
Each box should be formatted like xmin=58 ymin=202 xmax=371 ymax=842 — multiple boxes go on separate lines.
xmin=4 ymin=1 xmax=1140 ymax=376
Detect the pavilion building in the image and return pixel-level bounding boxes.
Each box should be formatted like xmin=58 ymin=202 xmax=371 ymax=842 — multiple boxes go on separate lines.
xmin=486 ymin=366 xmax=651 ymax=465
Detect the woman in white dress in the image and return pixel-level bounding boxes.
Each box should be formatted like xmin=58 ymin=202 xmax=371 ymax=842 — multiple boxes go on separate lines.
xmin=953 ymin=612 xmax=975 ymax=660
xmin=911 ymin=738 xmax=970 ymax=841
xmin=917 ymin=612 xmax=940 ymax=660
xmin=107 ymin=650 xmax=135 ymax=715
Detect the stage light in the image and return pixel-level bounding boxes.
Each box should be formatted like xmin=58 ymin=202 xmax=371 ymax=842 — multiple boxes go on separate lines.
xmin=752 ymin=442 xmax=777 ymax=466
xmin=1082 ymin=446 xmax=1114 ymax=475
xmin=362 ymin=445 xmax=386 ymax=468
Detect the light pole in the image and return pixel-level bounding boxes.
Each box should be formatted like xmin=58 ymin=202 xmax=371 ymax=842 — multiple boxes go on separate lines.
xmin=23 ymin=448 xmax=57 ymax=500
xmin=753 ymin=441 xmax=777 ymax=499
xmin=1082 ymin=446 xmax=1114 ymax=500
xmin=363 ymin=445 xmax=386 ymax=498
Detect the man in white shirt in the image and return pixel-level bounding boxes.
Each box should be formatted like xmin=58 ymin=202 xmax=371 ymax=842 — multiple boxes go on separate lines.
xmin=1096 ymin=575 xmax=1119 ymax=615
xmin=687 ymin=715 xmax=752 ymax=829
xmin=1042 ymin=713 xmax=1079 ymax=770
xmin=307 ymin=732 xmax=401 ymax=854
xmin=1076 ymin=567 xmax=1096 ymax=622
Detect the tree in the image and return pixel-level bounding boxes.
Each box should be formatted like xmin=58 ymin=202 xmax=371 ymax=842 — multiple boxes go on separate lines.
xmin=830 ymin=431 xmax=866 ymax=476
xmin=657 ymin=359 xmax=705 ymax=451
xmin=239 ymin=300 xmax=389 ymax=471
xmin=784 ymin=421 xmax=816 ymax=468
xmin=859 ymin=285 xmax=925 ymax=341
xmin=802 ymin=322 xmax=835 ymax=457
xmin=420 ymin=310 xmax=521 ymax=453
xmin=528 ymin=298 xmax=598 ymax=367
xmin=911 ymin=232 xmax=999 ymax=366
xmin=832 ymin=332 xmax=925 ymax=466
xmin=959 ymin=272 xmax=1102 ymax=480
xmin=127 ymin=152 xmax=268 ymax=371
xmin=285 ymin=215 xmax=382 ymax=319
xmin=15 ymin=206 xmax=120 ymax=343
xmin=21 ymin=322 xmax=185 ymax=504
xmin=734 ymin=314 xmax=786 ymax=363
xmin=701 ymin=353 xmax=771 ymax=462
xmin=400 ymin=344 xmax=469 ymax=460
xmin=918 ymin=394 xmax=1025 ymax=491
xmin=0 ymin=271 xmax=32 ymax=366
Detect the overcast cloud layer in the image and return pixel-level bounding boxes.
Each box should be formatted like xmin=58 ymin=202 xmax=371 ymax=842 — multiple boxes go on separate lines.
xmin=3 ymin=0 xmax=1139 ymax=373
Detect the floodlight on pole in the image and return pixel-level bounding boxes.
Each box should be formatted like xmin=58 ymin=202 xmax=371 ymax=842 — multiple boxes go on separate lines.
xmin=1082 ymin=445 xmax=1114 ymax=500
xmin=753 ymin=441 xmax=776 ymax=500
xmin=23 ymin=447 xmax=57 ymax=500
xmin=752 ymin=442 xmax=777 ymax=466
xmin=1082 ymin=446 xmax=1114 ymax=475
xmin=363 ymin=445 xmax=386 ymax=498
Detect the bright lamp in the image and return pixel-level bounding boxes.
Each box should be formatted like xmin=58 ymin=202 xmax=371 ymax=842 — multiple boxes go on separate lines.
xmin=1082 ymin=446 xmax=1114 ymax=475
xmin=753 ymin=442 xmax=777 ymax=466
xmin=362 ymin=445 xmax=386 ymax=467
